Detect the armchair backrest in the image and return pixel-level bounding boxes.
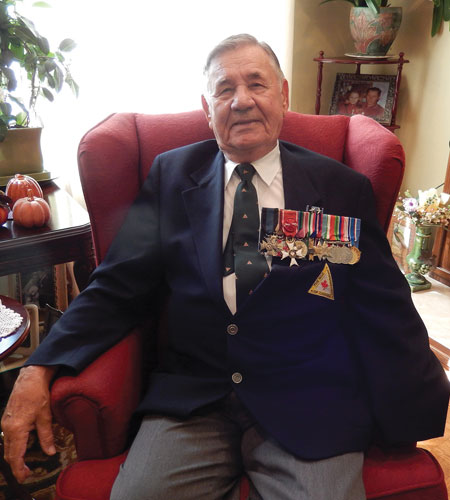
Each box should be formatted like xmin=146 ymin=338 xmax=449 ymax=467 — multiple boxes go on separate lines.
xmin=78 ymin=110 xmax=405 ymax=264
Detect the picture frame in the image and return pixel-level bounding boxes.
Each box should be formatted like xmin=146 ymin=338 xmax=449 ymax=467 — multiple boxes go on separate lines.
xmin=21 ymin=266 xmax=56 ymax=311
xmin=329 ymin=72 xmax=397 ymax=125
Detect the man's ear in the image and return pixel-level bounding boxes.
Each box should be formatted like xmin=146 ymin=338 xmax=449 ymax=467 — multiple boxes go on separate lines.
xmin=201 ymin=95 xmax=213 ymax=129
xmin=282 ymin=79 xmax=289 ymax=114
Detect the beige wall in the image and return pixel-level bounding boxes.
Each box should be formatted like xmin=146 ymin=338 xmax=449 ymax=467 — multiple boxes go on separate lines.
xmin=291 ymin=0 xmax=449 ymax=195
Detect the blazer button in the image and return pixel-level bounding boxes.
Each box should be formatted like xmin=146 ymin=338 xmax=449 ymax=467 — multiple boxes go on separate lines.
xmin=232 ymin=372 xmax=243 ymax=384
xmin=227 ymin=324 xmax=238 ymax=335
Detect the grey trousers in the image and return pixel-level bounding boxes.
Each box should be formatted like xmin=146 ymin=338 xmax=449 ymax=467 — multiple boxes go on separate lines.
xmin=110 ymin=393 xmax=366 ymax=500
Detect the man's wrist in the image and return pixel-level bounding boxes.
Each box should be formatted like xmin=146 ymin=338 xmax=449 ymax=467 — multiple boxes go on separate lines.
xmin=22 ymin=364 xmax=59 ymax=385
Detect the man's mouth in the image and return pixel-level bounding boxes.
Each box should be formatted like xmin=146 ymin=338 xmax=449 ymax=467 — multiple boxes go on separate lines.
xmin=232 ymin=119 xmax=259 ymax=127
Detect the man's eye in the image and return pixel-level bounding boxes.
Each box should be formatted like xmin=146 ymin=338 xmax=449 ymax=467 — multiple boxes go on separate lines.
xmin=215 ymin=88 xmax=232 ymax=97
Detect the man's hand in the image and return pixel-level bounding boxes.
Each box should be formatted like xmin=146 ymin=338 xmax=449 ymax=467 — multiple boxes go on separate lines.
xmin=1 ymin=365 xmax=58 ymax=482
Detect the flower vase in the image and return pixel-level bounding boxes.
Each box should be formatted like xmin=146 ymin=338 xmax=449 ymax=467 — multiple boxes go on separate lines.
xmin=405 ymin=225 xmax=437 ymax=292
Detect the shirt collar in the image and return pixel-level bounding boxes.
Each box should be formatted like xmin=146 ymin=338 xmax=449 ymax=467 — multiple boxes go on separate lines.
xmin=224 ymin=143 xmax=281 ymax=187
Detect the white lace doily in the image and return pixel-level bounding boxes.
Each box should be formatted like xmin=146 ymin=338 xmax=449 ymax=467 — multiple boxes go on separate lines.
xmin=0 ymin=299 xmax=23 ymax=338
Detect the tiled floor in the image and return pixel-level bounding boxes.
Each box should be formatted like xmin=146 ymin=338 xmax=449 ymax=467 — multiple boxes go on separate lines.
xmin=412 ymin=276 xmax=450 ymax=350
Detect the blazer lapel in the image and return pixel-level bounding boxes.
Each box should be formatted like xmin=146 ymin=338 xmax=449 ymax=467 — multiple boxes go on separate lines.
xmin=182 ymin=152 xmax=227 ymax=308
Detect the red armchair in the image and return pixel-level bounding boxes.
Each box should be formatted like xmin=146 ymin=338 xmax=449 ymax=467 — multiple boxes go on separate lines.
xmin=51 ymin=110 xmax=447 ymax=500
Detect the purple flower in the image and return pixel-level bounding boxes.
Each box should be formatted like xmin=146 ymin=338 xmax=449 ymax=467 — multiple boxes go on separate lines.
xmin=403 ymin=198 xmax=418 ymax=213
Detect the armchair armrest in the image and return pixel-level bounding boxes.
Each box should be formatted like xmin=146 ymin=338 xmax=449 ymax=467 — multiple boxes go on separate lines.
xmin=50 ymin=328 xmax=143 ymax=460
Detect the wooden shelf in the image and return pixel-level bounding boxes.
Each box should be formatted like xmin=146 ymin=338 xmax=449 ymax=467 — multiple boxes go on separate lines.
xmin=313 ymin=51 xmax=409 ymax=131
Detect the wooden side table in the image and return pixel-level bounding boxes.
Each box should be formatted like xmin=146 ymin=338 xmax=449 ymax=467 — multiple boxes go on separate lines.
xmin=0 ymin=181 xmax=94 ymax=288
xmin=0 ymin=183 xmax=92 ymax=500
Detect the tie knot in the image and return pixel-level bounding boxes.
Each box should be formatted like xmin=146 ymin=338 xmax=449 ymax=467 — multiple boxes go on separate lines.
xmin=236 ymin=163 xmax=255 ymax=182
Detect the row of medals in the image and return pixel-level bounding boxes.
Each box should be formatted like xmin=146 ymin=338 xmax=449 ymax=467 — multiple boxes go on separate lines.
xmin=260 ymin=234 xmax=361 ymax=266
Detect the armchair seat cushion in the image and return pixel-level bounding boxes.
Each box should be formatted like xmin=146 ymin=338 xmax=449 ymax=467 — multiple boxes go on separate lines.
xmin=54 ymin=447 xmax=446 ymax=500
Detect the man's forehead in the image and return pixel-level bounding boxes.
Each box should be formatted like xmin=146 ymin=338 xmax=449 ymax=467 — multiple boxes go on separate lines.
xmin=208 ymin=47 xmax=276 ymax=82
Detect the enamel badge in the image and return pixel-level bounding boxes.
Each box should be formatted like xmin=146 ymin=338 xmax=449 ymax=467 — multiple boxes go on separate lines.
xmin=308 ymin=263 xmax=334 ymax=300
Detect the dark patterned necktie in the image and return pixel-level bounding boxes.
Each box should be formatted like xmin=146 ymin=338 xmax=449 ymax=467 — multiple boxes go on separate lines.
xmin=224 ymin=163 xmax=269 ymax=308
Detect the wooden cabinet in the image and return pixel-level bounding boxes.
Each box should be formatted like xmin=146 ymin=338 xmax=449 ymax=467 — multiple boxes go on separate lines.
xmin=431 ymin=150 xmax=450 ymax=286
xmin=313 ymin=51 xmax=409 ymax=132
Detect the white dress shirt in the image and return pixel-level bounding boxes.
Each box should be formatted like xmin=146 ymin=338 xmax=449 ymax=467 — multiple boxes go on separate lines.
xmin=222 ymin=143 xmax=285 ymax=314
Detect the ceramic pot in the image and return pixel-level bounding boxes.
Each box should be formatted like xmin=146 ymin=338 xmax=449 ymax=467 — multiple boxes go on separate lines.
xmin=0 ymin=127 xmax=44 ymax=178
xmin=405 ymin=224 xmax=438 ymax=292
xmin=349 ymin=7 xmax=402 ymax=56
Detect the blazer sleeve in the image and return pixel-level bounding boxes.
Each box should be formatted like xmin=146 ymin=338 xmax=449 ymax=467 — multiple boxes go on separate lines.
xmin=349 ymin=177 xmax=449 ymax=444
xmin=26 ymin=157 xmax=165 ymax=373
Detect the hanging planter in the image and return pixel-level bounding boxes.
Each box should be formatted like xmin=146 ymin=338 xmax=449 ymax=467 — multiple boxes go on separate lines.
xmin=349 ymin=6 xmax=402 ymax=56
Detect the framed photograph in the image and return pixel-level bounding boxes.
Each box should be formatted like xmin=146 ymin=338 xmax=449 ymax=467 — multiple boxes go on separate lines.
xmin=21 ymin=266 xmax=56 ymax=310
xmin=329 ymin=72 xmax=397 ymax=125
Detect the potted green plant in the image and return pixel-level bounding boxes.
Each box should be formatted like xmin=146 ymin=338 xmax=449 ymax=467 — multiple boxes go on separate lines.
xmin=320 ymin=0 xmax=402 ymax=56
xmin=0 ymin=0 xmax=77 ymax=182
xmin=431 ymin=0 xmax=450 ymax=36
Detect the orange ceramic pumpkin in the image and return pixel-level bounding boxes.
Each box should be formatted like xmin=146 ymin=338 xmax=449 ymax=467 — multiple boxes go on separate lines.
xmin=0 ymin=205 xmax=8 ymax=225
xmin=0 ymin=190 xmax=12 ymax=225
xmin=6 ymin=174 xmax=43 ymax=206
xmin=13 ymin=189 xmax=51 ymax=228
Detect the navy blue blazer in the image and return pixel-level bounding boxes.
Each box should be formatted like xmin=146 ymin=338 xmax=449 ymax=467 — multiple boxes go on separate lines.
xmin=28 ymin=140 xmax=449 ymax=460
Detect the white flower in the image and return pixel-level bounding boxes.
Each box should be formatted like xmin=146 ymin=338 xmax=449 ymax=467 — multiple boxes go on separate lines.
xmin=440 ymin=192 xmax=450 ymax=206
xmin=403 ymin=197 xmax=418 ymax=213
xmin=418 ymin=188 xmax=440 ymax=212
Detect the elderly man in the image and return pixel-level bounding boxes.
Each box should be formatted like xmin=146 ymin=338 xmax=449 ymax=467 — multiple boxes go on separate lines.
xmin=2 ymin=34 xmax=449 ymax=500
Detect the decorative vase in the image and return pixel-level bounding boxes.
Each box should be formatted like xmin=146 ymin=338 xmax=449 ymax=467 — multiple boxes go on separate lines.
xmin=349 ymin=7 xmax=403 ymax=56
xmin=405 ymin=224 xmax=438 ymax=292
xmin=0 ymin=128 xmax=44 ymax=185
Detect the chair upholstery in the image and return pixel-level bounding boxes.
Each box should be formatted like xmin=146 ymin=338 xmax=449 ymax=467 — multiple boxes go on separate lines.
xmin=51 ymin=110 xmax=447 ymax=500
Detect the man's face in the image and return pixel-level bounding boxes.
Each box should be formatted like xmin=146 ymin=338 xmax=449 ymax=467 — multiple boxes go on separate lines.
xmin=366 ymin=90 xmax=380 ymax=107
xmin=202 ymin=45 xmax=289 ymax=163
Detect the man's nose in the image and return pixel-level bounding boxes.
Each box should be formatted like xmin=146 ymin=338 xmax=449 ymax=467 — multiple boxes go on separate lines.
xmin=231 ymin=85 xmax=254 ymax=110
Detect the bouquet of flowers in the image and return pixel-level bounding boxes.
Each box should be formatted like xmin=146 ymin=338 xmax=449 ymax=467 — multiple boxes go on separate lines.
xmin=395 ymin=187 xmax=450 ymax=227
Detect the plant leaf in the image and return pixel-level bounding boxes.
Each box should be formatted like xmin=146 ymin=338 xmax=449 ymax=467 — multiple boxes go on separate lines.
xmin=53 ymin=65 xmax=64 ymax=92
xmin=0 ymin=102 xmax=12 ymax=116
xmin=432 ymin=0 xmax=444 ymax=35
xmin=2 ymin=67 xmax=17 ymax=91
xmin=65 ymin=75 xmax=79 ymax=98
xmin=42 ymin=87 xmax=54 ymax=101
xmin=15 ymin=110 xmax=28 ymax=126
xmin=44 ymin=59 xmax=56 ymax=71
xmin=32 ymin=1 xmax=52 ymax=7
xmin=59 ymin=38 xmax=76 ymax=52
xmin=46 ymin=73 xmax=55 ymax=88
xmin=444 ymin=0 xmax=450 ymax=21
xmin=365 ymin=0 xmax=381 ymax=14
xmin=37 ymin=36 xmax=50 ymax=54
